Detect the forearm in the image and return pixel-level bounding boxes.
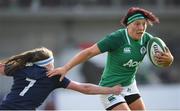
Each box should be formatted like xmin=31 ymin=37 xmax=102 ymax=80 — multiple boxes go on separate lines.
xmin=64 ymin=50 xmax=91 ymax=71
xmin=64 ymin=45 xmax=100 ymax=72
xmin=79 ymin=83 xmax=113 ymax=95
xmin=67 ymin=81 xmax=120 ymax=95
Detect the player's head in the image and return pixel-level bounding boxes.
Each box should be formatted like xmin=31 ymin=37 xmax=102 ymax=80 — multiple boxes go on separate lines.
xmin=3 ymin=47 xmax=54 ymax=74
xmin=121 ymin=7 xmax=159 ymax=27
xmin=32 ymin=47 xmax=54 ymax=71
xmin=120 ymin=7 xmax=159 ymax=40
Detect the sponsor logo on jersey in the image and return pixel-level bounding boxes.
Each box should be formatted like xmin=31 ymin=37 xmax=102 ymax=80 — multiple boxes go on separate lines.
xmin=140 ymin=46 xmax=146 ymax=54
xmin=123 ymin=47 xmax=131 ymax=53
xmin=123 ymin=59 xmax=141 ymax=67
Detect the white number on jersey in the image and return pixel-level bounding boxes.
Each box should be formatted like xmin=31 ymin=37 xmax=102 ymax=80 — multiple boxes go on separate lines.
xmin=19 ymin=78 xmax=36 ymax=96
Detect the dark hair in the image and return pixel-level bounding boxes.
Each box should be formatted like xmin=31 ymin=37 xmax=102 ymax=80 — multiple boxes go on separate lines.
xmin=2 ymin=47 xmax=53 ymax=74
xmin=121 ymin=7 xmax=159 ymax=26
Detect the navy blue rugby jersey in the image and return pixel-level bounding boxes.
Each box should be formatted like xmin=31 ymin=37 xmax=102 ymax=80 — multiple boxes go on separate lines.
xmin=0 ymin=65 xmax=70 ymax=110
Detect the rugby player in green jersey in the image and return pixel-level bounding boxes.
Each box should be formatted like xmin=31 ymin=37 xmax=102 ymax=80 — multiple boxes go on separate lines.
xmin=48 ymin=7 xmax=174 ymax=110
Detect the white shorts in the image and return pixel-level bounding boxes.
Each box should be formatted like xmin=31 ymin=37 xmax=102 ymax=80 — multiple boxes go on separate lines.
xmin=100 ymin=81 xmax=140 ymax=109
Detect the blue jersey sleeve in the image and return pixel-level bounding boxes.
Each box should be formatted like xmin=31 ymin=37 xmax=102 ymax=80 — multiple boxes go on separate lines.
xmin=57 ymin=77 xmax=70 ymax=88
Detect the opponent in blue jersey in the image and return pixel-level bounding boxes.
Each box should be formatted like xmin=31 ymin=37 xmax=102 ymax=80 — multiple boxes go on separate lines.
xmin=0 ymin=47 xmax=122 ymax=110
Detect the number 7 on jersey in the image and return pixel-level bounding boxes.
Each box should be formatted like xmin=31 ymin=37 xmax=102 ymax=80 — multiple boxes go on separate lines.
xmin=19 ymin=78 xmax=36 ymax=96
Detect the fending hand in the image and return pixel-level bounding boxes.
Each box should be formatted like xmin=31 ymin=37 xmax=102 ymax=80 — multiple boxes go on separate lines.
xmin=111 ymin=85 xmax=123 ymax=95
xmin=47 ymin=67 xmax=67 ymax=81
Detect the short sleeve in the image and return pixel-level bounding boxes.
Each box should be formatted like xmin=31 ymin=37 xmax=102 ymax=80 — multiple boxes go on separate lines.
xmin=97 ymin=31 xmax=123 ymax=53
xmin=58 ymin=77 xmax=71 ymax=88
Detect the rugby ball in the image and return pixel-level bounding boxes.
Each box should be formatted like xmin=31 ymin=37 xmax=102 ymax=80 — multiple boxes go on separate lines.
xmin=147 ymin=37 xmax=166 ymax=67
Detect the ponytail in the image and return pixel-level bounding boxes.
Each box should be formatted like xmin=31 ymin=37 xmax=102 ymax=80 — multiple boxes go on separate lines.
xmin=4 ymin=47 xmax=53 ymax=75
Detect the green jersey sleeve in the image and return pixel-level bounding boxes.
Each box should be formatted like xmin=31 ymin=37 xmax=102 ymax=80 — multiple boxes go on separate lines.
xmin=97 ymin=30 xmax=124 ymax=53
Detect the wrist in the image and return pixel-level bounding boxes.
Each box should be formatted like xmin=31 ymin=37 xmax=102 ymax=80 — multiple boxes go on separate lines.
xmin=63 ymin=65 xmax=70 ymax=73
xmin=110 ymin=87 xmax=114 ymax=94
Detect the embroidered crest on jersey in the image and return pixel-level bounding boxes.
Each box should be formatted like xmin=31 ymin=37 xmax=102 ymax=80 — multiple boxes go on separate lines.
xmin=140 ymin=46 xmax=146 ymax=54
xmin=123 ymin=47 xmax=131 ymax=53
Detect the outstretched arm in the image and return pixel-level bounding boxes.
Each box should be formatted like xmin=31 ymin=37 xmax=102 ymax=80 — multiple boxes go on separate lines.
xmin=67 ymin=81 xmax=122 ymax=95
xmin=48 ymin=44 xmax=101 ymax=81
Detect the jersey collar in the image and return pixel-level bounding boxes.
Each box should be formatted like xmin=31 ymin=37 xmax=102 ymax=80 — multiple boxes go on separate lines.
xmin=125 ymin=28 xmax=143 ymax=45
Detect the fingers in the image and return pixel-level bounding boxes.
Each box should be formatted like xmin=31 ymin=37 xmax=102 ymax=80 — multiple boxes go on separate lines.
xmin=154 ymin=52 xmax=169 ymax=60
xmin=47 ymin=69 xmax=59 ymax=77
xmin=47 ymin=70 xmax=54 ymax=77
xmin=154 ymin=56 xmax=167 ymax=64
xmin=47 ymin=70 xmax=65 ymax=81
xmin=150 ymin=46 xmax=172 ymax=67
xmin=112 ymin=85 xmax=123 ymax=95
xmin=59 ymin=75 xmax=65 ymax=81
xmin=47 ymin=68 xmax=67 ymax=81
xmin=154 ymin=50 xmax=173 ymax=67
xmin=47 ymin=70 xmax=52 ymax=77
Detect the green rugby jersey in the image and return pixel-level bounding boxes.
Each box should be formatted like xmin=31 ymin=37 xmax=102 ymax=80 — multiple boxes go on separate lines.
xmin=97 ymin=28 xmax=153 ymax=87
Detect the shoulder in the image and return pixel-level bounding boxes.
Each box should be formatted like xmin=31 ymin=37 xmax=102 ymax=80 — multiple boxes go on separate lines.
xmin=142 ymin=32 xmax=154 ymax=42
xmin=104 ymin=28 xmax=126 ymax=43
xmin=97 ymin=28 xmax=126 ymax=52
xmin=19 ymin=65 xmax=47 ymax=79
xmin=144 ymin=32 xmax=154 ymax=39
xmin=109 ymin=28 xmax=125 ymax=38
